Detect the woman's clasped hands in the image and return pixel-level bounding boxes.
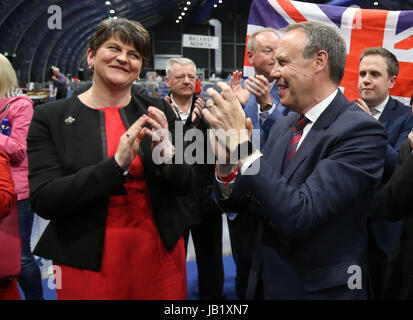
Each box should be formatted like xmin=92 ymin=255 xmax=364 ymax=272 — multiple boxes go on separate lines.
xmin=114 ymin=107 xmax=175 ymax=170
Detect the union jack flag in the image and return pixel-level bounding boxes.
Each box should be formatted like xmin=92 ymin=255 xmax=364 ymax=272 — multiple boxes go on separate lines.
xmin=244 ymin=0 xmax=413 ymax=104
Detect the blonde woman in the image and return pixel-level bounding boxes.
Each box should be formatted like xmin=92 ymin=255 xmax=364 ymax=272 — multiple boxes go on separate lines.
xmin=0 ymin=53 xmax=43 ymax=299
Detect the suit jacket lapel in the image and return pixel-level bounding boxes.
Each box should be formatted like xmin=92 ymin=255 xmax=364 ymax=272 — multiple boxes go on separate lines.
xmin=267 ymin=114 xmax=298 ymax=174
xmin=378 ymin=96 xmax=395 ymax=128
xmin=283 ymin=90 xmax=350 ymax=179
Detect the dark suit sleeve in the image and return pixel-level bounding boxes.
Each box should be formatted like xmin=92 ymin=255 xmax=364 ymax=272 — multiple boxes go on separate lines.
xmin=221 ymin=118 xmax=387 ymax=238
xmin=384 ymin=144 xmax=397 ymax=182
xmin=383 ymin=111 xmax=413 ymax=181
xmin=27 ymin=106 xmax=127 ymax=220
xmin=381 ymin=140 xmax=413 ymax=222
xmin=392 ymin=111 xmax=413 ymax=152
xmin=154 ymin=98 xmax=196 ymax=196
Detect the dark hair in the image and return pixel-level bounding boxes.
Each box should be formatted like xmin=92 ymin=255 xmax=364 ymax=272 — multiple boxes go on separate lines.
xmin=88 ymin=18 xmax=151 ymax=66
xmin=360 ymin=47 xmax=399 ymax=77
xmin=284 ymin=21 xmax=347 ymax=85
xmin=410 ymin=92 xmax=413 ymax=107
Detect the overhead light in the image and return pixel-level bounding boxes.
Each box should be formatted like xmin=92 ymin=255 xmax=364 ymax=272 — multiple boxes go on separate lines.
xmin=105 ymin=1 xmax=111 ymax=5
xmin=214 ymin=4 xmax=217 ymax=7
xmin=113 ymin=16 xmax=118 ymax=19
xmin=184 ymin=7 xmax=188 ymax=11
xmin=186 ymin=1 xmax=191 ymax=4
xmin=181 ymin=12 xmax=185 ymax=16
xmin=219 ymin=0 xmax=222 ymax=3
xmin=176 ymin=20 xmax=180 ymax=23
xmin=109 ymin=9 xmax=115 ymax=14
xmin=373 ymin=1 xmax=379 ymax=5
xmin=178 ymin=16 xmax=182 ymax=19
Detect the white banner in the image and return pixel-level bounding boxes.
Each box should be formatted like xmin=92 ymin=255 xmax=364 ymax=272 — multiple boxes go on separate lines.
xmin=182 ymin=34 xmax=219 ymax=49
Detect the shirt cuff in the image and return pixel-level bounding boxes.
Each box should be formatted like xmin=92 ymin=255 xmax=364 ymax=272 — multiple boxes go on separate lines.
xmin=216 ymin=173 xmax=239 ymax=218
xmin=240 ymin=151 xmax=263 ymax=175
xmin=215 ymin=151 xmax=262 ymax=199
xmin=215 ymin=171 xmax=238 ymax=200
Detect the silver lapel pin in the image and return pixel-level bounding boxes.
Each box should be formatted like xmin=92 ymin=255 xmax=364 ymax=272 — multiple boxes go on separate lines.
xmin=65 ymin=116 xmax=75 ymax=125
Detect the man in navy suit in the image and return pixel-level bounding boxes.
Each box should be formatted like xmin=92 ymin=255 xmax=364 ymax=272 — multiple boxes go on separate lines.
xmin=203 ymin=21 xmax=387 ymax=299
xmin=356 ymin=47 xmax=413 ymax=299
xmin=227 ymin=28 xmax=291 ymax=299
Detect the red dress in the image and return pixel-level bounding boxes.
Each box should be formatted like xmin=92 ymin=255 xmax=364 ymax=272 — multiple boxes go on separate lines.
xmin=0 ymin=278 xmax=20 ymax=300
xmin=55 ymin=106 xmax=187 ymax=300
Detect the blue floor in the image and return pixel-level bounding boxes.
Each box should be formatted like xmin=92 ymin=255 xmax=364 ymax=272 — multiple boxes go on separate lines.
xmin=19 ymin=255 xmax=237 ymax=300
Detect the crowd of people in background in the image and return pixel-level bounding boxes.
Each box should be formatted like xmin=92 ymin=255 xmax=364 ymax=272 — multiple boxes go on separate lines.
xmin=1 ymin=16 xmax=413 ymax=301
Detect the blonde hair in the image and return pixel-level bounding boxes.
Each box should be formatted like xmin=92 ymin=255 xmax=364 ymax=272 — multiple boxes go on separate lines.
xmin=0 ymin=54 xmax=18 ymax=98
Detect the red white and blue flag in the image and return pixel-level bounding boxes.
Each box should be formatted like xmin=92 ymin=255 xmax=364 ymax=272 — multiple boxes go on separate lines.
xmin=244 ymin=0 xmax=413 ymax=104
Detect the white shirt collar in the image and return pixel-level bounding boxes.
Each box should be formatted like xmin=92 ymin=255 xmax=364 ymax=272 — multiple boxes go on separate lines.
xmin=170 ymin=94 xmax=191 ymax=122
xmin=304 ymin=89 xmax=339 ymax=124
xmin=372 ymin=95 xmax=389 ymax=113
xmin=294 ymin=89 xmax=338 ymax=150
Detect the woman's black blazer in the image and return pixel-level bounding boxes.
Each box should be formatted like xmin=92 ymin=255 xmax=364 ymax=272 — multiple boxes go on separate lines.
xmin=28 ymin=94 xmax=196 ymax=271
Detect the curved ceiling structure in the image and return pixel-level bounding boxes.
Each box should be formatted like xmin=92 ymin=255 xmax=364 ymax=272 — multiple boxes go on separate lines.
xmin=0 ymin=0 xmax=206 ymax=84
xmin=0 ymin=0 xmax=411 ymax=84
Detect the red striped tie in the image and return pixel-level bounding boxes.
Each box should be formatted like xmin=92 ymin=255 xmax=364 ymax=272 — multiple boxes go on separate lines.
xmin=283 ymin=116 xmax=309 ymax=171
